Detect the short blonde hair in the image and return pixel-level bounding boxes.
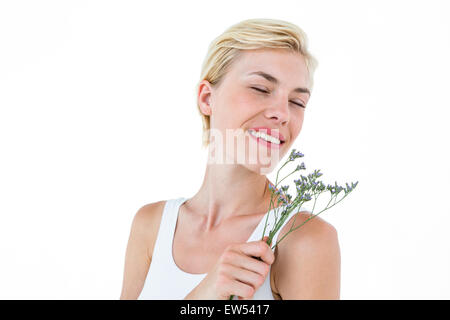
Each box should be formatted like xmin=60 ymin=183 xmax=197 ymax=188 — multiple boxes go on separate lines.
xmin=196 ymin=18 xmax=318 ymax=148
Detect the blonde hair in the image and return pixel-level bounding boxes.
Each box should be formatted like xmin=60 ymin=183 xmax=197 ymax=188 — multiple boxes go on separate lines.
xmin=196 ymin=18 xmax=319 ymax=148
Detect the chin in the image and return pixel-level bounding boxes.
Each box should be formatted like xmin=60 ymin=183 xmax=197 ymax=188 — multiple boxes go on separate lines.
xmin=242 ymin=151 xmax=283 ymax=175
xmin=244 ymin=162 xmax=277 ymax=175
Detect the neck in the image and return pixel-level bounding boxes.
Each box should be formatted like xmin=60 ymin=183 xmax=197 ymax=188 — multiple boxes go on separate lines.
xmin=188 ymin=162 xmax=275 ymax=231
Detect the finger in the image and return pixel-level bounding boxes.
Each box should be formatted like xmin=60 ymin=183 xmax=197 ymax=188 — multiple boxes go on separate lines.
xmin=235 ymin=240 xmax=275 ymax=265
xmin=222 ymin=263 xmax=265 ymax=291
xmin=222 ymin=250 xmax=269 ymax=277
xmin=227 ymin=277 xmax=255 ymax=299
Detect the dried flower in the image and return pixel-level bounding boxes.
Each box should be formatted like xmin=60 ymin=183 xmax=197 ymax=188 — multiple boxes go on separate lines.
xmin=288 ymin=149 xmax=304 ymax=161
xmin=229 ymin=149 xmax=358 ymax=300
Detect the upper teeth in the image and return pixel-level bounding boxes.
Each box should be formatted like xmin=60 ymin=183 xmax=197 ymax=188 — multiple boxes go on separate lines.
xmin=248 ymin=129 xmax=281 ymax=145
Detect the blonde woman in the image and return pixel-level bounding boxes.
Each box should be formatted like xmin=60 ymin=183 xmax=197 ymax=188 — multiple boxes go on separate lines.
xmin=120 ymin=18 xmax=340 ymax=300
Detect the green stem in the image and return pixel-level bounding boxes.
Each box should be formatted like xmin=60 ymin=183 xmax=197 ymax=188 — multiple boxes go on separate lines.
xmin=285 ymin=200 xmax=305 ymax=234
xmin=270 ymin=195 xmax=301 ymax=237
xmin=275 ymin=167 xmax=299 ymax=187
xmin=310 ymin=192 xmax=318 ymax=217
xmin=261 ymin=182 xmax=276 ymax=240
xmin=271 ymin=193 xmax=305 ymax=249
xmin=267 ymin=162 xmax=289 ymax=233
xmin=262 ymin=162 xmax=285 ymax=238
xmin=271 ymin=191 xmax=349 ymax=249
xmin=231 ymin=161 xmax=290 ymax=301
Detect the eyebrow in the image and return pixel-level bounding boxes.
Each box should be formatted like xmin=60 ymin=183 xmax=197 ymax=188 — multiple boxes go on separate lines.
xmin=246 ymin=71 xmax=311 ymax=96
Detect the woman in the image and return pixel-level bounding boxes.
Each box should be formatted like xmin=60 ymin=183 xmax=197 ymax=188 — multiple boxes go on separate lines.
xmin=120 ymin=18 xmax=340 ymax=300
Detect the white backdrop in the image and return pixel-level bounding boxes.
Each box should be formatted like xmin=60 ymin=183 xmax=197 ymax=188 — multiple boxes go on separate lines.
xmin=0 ymin=0 xmax=449 ymax=299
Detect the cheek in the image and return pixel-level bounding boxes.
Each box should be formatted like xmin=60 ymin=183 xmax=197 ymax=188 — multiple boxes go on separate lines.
xmin=226 ymin=93 xmax=260 ymax=119
xmin=230 ymin=90 xmax=253 ymax=109
xmin=212 ymin=97 xmax=251 ymax=129
xmin=291 ymin=112 xmax=304 ymax=136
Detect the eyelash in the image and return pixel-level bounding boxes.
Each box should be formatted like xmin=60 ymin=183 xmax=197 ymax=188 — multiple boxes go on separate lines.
xmin=251 ymin=87 xmax=305 ymax=109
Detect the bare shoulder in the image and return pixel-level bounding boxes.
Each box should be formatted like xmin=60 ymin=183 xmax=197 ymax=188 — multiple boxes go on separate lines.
xmin=277 ymin=211 xmax=339 ymax=251
xmin=119 ymin=200 xmax=167 ymax=300
xmin=272 ymin=211 xmax=341 ymax=299
xmin=134 ymin=200 xmax=167 ymax=256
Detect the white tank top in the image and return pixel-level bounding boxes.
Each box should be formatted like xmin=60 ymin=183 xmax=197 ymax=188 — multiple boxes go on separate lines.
xmin=138 ymin=197 xmax=307 ymax=300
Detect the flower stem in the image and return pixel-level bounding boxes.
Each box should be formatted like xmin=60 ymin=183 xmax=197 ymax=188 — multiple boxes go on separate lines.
xmin=261 ymin=181 xmax=276 ymax=240
xmin=271 ymin=192 xmax=350 ymax=249
xmin=275 ymin=167 xmax=299 ymax=187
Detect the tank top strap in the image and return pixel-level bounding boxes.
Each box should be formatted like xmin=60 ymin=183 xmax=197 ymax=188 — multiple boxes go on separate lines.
xmin=152 ymin=197 xmax=187 ymax=263
xmin=250 ymin=204 xmax=309 ymax=300
xmin=250 ymin=204 xmax=309 ymax=249
xmin=138 ymin=197 xmax=195 ymax=300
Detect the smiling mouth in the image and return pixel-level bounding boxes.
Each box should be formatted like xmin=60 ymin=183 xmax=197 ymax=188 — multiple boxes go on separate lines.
xmin=247 ymin=129 xmax=286 ymax=150
xmin=247 ymin=129 xmax=285 ymax=145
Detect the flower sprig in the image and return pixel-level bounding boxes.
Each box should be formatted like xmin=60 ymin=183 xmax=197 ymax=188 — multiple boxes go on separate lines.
xmin=264 ymin=148 xmax=358 ymax=250
xmin=229 ymin=148 xmax=358 ymax=300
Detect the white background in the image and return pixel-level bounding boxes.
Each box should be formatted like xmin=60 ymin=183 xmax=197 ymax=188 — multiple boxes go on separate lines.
xmin=1 ymin=0 xmax=449 ymax=299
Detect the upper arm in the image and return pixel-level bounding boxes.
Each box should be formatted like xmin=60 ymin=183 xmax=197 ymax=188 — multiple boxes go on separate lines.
xmin=119 ymin=201 xmax=165 ymax=300
xmin=273 ymin=212 xmax=341 ymax=300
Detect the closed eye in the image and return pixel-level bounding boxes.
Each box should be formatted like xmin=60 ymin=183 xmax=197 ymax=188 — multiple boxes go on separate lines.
xmin=251 ymin=87 xmax=306 ymax=109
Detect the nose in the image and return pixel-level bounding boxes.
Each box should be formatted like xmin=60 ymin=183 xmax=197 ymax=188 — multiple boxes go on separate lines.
xmin=263 ymin=100 xmax=290 ymax=126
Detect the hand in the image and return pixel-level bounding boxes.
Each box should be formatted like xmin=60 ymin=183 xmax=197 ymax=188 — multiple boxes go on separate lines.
xmin=184 ymin=236 xmax=274 ymax=300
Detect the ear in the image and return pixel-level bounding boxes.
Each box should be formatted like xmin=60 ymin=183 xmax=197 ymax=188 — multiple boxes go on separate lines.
xmin=198 ymin=80 xmax=213 ymax=116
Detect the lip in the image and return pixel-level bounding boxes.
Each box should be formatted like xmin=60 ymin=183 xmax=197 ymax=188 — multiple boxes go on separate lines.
xmin=248 ymin=127 xmax=286 ymax=142
xmin=248 ymin=132 xmax=282 ymax=149
xmin=248 ymin=128 xmax=284 ymax=149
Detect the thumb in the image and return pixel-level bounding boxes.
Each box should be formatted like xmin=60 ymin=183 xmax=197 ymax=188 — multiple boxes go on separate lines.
xmin=262 ymin=236 xmax=272 ymax=246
